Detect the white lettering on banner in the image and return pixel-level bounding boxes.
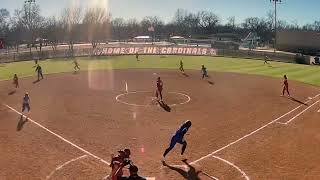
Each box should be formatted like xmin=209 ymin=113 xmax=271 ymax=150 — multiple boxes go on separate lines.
xmin=192 ymin=48 xmax=197 ymax=55
xmin=202 ymin=48 xmax=207 ymax=55
xmin=120 ymin=48 xmax=125 ymax=54
xmin=186 ymin=48 xmax=192 ymax=55
xmin=113 ymin=48 xmax=120 ymax=54
xmin=210 ymin=49 xmax=216 ymax=55
xmin=107 ymin=48 xmax=113 ymax=54
xmin=129 ymin=48 xmax=135 ymax=54
xmin=93 ymin=46 xmax=216 ymax=56
xmin=161 ymin=48 xmax=166 ymax=54
xmin=147 ymin=47 xmax=153 ymax=54
xmin=167 ymin=48 xmax=172 ymax=54
xmin=134 ymin=48 xmax=139 ymax=54
xmin=197 ymin=49 xmax=202 ymax=55
xmin=172 ymin=48 xmax=178 ymax=54
xmin=93 ymin=49 xmax=99 ymax=56
xmin=103 ymin=48 xmax=108 ymax=55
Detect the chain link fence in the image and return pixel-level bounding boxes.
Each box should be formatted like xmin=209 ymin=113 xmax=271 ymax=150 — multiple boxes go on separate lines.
xmin=0 ymin=43 xmax=311 ymax=65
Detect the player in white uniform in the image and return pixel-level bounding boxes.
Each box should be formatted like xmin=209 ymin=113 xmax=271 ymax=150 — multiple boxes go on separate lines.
xmin=22 ymin=93 xmax=30 ymax=120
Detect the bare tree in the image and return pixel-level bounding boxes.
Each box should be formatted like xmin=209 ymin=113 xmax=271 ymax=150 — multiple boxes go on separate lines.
xmin=172 ymin=9 xmax=189 ymax=35
xmin=266 ymin=11 xmax=274 ymax=31
xmin=302 ymin=23 xmax=314 ymax=31
xmin=42 ymin=16 xmax=63 ymax=52
xmin=173 ymin=9 xmax=188 ymax=26
xmin=126 ymin=18 xmax=140 ymax=38
xmin=277 ymin=20 xmax=289 ymax=30
xmin=197 ymin=11 xmax=220 ymax=34
xmin=111 ymin=18 xmax=125 ymax=40
xmin=0 ymin=9 xmax=10 ymax=38
xmin=8 ymin=9 xmax=26 ymax=53
xmin=288 ymin=20 xmax=300 ymax=30
xmin=184 ymin=13 xmax=200 ymax=36
xmin=83 ymin=7 xmax=110 ymax=48
xmin=60 ymin=7 xmax=82 ymax=54
xmin=12 ymin=3 xmax=44 ymax=54
xmin=226 ymin=16 xmax=236 ymax=30
xmin=312 ymin=21 xmax=320 ymax=31
xmin=242 ymin=17 xmax=260 ymax=32
xmin=140 ymin=16 xmax=164 ymax=40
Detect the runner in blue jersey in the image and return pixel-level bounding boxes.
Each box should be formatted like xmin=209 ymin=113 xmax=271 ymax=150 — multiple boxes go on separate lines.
xmin=163 ymin=120 xmax=192 ymax=159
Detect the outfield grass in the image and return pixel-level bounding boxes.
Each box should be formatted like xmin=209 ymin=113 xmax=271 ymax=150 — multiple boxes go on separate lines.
xmin=1 ymin=55 xmax=320 ymax=86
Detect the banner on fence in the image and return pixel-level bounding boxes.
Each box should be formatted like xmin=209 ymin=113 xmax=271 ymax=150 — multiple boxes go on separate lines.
xmin=93 ymin=46 xmax=217 ymax=56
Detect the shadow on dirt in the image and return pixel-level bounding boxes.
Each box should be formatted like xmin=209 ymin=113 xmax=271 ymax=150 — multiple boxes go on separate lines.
xmin=162 ymin=159 xmax=202 ymax=180
xmin=288 ymin=96 xmax=308 ymax=106
xmin=17 ymin=115 xmax=28 ymax=131
xmin=8 ymin=90 xmax=16 ymax=95
xmin=158 ymin=101 xmax=171 ymax=112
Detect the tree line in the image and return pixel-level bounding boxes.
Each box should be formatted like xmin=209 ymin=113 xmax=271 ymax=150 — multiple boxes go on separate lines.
xmin=1 ymin=4 xmax=320 ymax=54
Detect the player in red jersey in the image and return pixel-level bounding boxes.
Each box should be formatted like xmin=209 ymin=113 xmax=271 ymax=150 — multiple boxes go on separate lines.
xmin=156 ymin=77 xmax=163 ymax=101
xmin=110 ymin=149 xmax=131 ymax=180
xmin=282 ymin=75 xmax=290 ymax=97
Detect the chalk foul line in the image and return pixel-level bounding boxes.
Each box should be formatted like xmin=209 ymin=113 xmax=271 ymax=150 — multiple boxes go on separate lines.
xmin=202 ymin=172 xmax=220 ymax=180
xmin=211 ymin=156 xmax=249 ymax=180
xmin=190 ymin=94 xmax=320 ymax=165
xmin=4 ymin=104 xmax=110 ymax=166
xmin=279 ymin=100 xmax=320 ymax=125
xmin=5 ymin=104 xmax=156 ymax=180
xmin=276 ymin=94 xmax=320 ymax=125
xmin=46 ymin=155 xmax=88 ymax=179
xmin=125 ymin=82 xmax=128 ymax=93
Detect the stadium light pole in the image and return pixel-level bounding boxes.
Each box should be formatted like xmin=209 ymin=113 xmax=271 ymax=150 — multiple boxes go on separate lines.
xmin=270 ymin=0 xmax=281 ymax=52
xmin=24 ymin=0 xmax=36 ymax=24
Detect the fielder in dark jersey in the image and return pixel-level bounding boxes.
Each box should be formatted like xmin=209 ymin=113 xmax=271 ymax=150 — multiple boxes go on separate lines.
xmin=179 ymin=60 xmax=184 ymax=73
xmin=201 ymin=65 xmax=208 ymax=79
xmin=74 ymin=60 xmax=80 ymax=71
xmin=163 ymin=120 xmax=192 ymax=158
xmin=13 ymin=74 xmax=19 ymax=88
xmin=156 ymin=77 xmax=163 ymax=101
xmin=264 ymin=55 xmax=270 ymax=65
xmin=35 ymin=65 xmax=43 ymax=81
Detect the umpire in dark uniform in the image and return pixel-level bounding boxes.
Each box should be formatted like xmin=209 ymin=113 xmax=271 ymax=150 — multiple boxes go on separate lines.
xmin=123 ymin=165 xmax=146 ymax=180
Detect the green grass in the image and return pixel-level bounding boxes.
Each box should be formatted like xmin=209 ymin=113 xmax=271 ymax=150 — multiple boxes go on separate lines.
xmin=1 ymin=55 xmax=320 ymax=86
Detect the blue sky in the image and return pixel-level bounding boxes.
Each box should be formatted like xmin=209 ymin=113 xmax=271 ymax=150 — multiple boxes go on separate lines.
xmin=2 ymin=0 xmax=320 ymax=25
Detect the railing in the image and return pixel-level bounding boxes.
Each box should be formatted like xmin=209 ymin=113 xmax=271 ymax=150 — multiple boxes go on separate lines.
xmin=0 ymin=44 xmax=310 ymax=65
